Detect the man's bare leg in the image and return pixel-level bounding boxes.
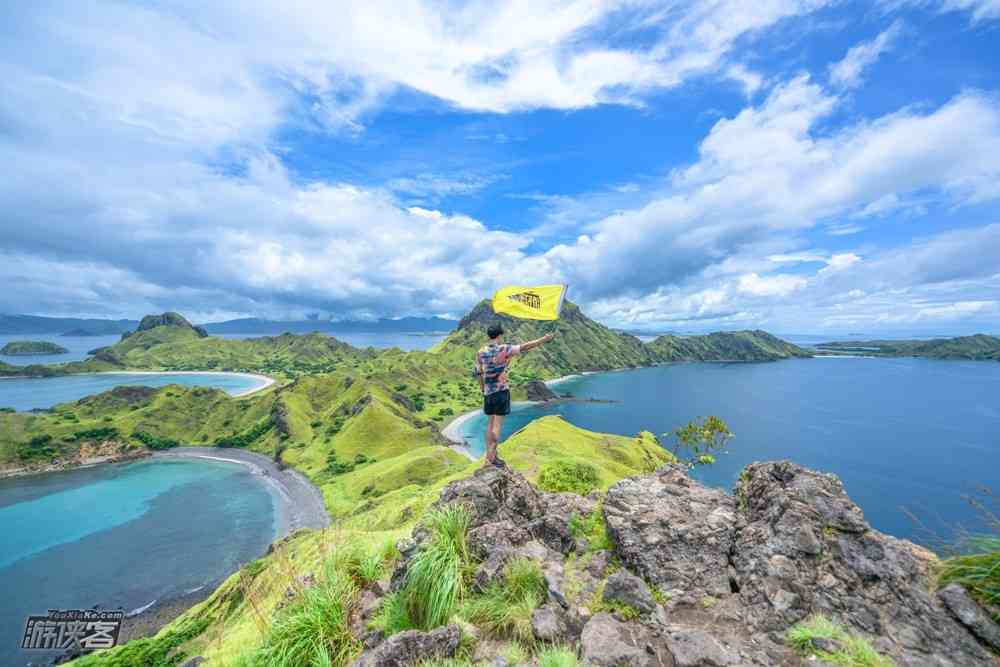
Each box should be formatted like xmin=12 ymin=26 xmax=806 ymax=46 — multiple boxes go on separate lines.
xmin=485 ymin=414 xmax=498 ymax=463
xmin=491 ymin=415 xmax=505 ymax=463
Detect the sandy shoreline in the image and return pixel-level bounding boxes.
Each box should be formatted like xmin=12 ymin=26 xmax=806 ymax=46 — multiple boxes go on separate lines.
xmin=153 ymin=446 xmax=330 ymax=535
xmin=104 ymin=370 xmax=276 ymax=396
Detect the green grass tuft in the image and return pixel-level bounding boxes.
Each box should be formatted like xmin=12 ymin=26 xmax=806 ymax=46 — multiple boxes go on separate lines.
xmin=567 ymin=508 xmax=613 ymax=552
xmin=937 ymin=536 xmax=1000 ymax=621
xmin=460 ymin=557 xmax=547 ymax=643
xmin=402 ymin=504 xmax=473 ymax=629
xmin=537 ymin=645 xmax=580 ymax=667
xmin=786 ymin=615 xmax=894 ymax=667
xmin=252 ymin=568 xmax=359 ymax=667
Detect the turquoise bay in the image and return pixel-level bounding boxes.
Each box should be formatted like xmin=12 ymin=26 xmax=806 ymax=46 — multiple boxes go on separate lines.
xmin=461 ymin=357 xmax=1000 ymax=545
xmin=0 ymin=372 xmax=270 ymax=411
xmin=0 ymin=457 xmax=279 ymax=666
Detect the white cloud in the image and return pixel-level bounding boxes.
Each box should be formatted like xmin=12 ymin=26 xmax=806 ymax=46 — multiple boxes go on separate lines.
xmin=829 ymin=22 xmax=902 ymax=88
xmin=738 ymin=273 xmax=809 ymax=297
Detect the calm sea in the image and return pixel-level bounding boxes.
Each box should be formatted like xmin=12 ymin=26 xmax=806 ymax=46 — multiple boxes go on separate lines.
xmin=0 ymin=457 xmax=278 ymax=666
xmin=460 ymin=357 xmax=1000 ymax=546
xmin=0 ymin=372 xmax=269 ymax=412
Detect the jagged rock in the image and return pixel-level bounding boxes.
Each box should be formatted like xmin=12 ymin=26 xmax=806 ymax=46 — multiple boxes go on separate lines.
xmin=435 ymin=465 xmax=544 ymax=528
xmin=604 ymin=464 xmax=738 ymax=598
xmin=179 ymin=658 xmax=205 ymax=667
xmin=532 ymin=605 xmax=570 ymax=642
xmin=524 ymin=379 xmax=558 ymax=401
xmin=938 ymin=583 xmax=1000 ymax=651
xmin=579 ymin=613 xmax=672 ymax=667
xmin=468 ymin=520 xmax=531 ymax=560
xmin=472 ymin=547 xmax=514 ymax=591
xmin=602 ymin=570 xmax=657 ymax=615
xmin=525 ymin=514 xmax=576 ymax=554
xmin=350 ymin=625 xmax=460 ymax=667
xmin=664 ymin=628 xmax=738 ymax=666
xmin=732 ymin=461 xmax=996 ymax=666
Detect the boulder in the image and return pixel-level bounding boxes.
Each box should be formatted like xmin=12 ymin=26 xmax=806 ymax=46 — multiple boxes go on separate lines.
xmin=937 ymin=583 xmax=1000 ymax=651
xmin=604 ymin=464 xmax=738 ymax=598
xmin=468 ymin=520 xmax=531 ymax=560
xmin=664 ymin=628 xmax=738 ymax=667
xmin=435 ymin=465 xmax=544 ymax=529
xmin=531 ymin=605 xmax=570 ymax=643
xmin=732 ymin=461 xmax=996 ymax=666
xmin=350 ymin=625 xmax=461 ymax=667
xmin=579 ymin=613 xmax=672 ymax=667
xmin=602 ymin=570 xmax=657 ymax=615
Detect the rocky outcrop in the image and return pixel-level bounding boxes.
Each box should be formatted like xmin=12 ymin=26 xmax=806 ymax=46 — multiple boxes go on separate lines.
xmin=350 ymin=625 xmax=460 ymax=667
xmin=938 ymin=583 xmax=1000 ymax=652
xmin=524 ymin=379 xmax=558 ymax=401
xmin=373 ymin=462 xmax=998 ymax=667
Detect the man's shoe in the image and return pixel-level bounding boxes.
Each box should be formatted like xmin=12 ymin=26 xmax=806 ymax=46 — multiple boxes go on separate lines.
xmin=492 ymin=456 xmax=508 ymax=468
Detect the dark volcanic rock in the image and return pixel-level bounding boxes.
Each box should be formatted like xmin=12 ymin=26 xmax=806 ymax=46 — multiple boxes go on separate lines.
xmin=580 ymin=613 xmax=673 ymax=667
xmin=604 ymin=464 xmax=738 ymax=598
xmin=602 ymin=570 xmax=658 ymax=615
xmin=938 ymin=583 xmax=1000 ymax=651
xmin=732 ymin=460 xmax=996 ymax=666
xmin=435 ymin=465 xmax=544 ymax=528
xmin=349 ymin=625 xmax=460 ymax=667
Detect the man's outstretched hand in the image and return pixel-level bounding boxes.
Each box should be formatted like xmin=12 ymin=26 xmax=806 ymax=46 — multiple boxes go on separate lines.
xmin=542 ymin=332 xmax=556 ymax=343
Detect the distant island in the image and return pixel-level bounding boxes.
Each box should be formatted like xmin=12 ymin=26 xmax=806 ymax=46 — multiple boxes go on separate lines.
xmin=0 ymin=314 xmax=137 ymax=335
xmin=0 ymin=340 xmax=69 ymax=356
xmin=816 ymin=334 xmax=1000 ymax=360
xmin=201 ymin=315 xmax=458 ymax=335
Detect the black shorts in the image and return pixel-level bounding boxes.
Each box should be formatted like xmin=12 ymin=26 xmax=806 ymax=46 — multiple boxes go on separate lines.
xmin=483 ymin=389 xmax=511 ymax=416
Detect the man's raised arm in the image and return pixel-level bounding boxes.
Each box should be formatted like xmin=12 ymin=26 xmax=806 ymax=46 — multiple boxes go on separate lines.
xmin=519 ymin=332 xmax=556 ymax=352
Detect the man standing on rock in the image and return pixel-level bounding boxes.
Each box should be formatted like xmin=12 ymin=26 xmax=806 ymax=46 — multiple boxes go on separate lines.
xmin=475 ymin=323 xmax=556 ymax=467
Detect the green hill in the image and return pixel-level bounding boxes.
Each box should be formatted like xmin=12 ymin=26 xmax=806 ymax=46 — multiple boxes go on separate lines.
xmin=0 ymin=340 xmax=69 ymax=355
xmin=646 ymin=329 xmax=812 ymax=361
xmin=434 ymin=299 xmax=655 ymax=380
xmin=816 ymin=334 xmax=1000 ymax=360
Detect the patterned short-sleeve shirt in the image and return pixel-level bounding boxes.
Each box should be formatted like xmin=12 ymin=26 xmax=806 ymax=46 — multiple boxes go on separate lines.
xmin=475 ymin=343 xmax=521 ymax=396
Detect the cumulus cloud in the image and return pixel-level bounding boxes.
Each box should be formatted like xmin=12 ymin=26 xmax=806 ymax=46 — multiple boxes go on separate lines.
xmin=2 ymin=3 xmax=1000 ymax=333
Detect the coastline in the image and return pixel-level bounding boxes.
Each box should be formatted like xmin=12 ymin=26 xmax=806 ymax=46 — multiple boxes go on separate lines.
xmin=109 ymin=446 xmax=332 ymax=645
xmin=0 ymin=370 xmax=276 ymax=397
xmin=101 ymin=370 xmax=276 ymax=396
xmin=153 ymin=446 xmax=330 ymax=535
xmin=440 ymin=373 xmax=580 ymax=454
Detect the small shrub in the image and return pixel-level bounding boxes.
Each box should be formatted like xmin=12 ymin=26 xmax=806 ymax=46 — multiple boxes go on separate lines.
xmin=538 ymin=460 xmax=600 ymax=495
xmin=664 ymin=416 xmax=734 ymax=468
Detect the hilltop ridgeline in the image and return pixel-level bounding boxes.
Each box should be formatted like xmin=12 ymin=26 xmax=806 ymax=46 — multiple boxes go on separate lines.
xmin=438 ymin=299 xmax=812 ymax=378
xmin=817 ymin=334 xmax=1000 ymax=360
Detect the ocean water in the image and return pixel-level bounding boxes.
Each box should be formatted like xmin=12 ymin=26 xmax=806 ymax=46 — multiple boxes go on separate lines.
xmin=0 ymin=372 xmax=269 ymax=412
xmin=0 ymin=457 xmax=278 ymax=666
xmin=0 ymin=334 xmax=122 ymax=367
xmin=461 ymin=357 xmax=1000 ymax=545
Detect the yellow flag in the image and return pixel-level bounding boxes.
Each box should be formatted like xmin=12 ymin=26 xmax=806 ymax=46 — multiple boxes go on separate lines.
xmin=491 ymin=284 xmax=567 ymax=320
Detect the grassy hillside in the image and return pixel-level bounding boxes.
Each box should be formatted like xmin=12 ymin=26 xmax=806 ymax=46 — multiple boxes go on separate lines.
xmin=816 ymin=334 xmax=1000 ymax=360
xmin=66 ymin=416 xmax=671 ymax=667
xmin=646 ymin=330 xmax=812 ymax=361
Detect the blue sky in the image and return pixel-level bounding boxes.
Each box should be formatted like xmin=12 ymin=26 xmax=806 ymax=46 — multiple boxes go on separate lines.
xmin=1 ymin=0 xmax=999 ymax=334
